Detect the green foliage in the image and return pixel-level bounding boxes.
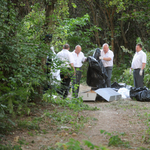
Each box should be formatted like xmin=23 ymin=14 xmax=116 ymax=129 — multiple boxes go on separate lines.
xmin=43 ymin=109 xmax=91 ymax=132
xmin=0 ymin=143 xmax=22 ymax=150
xmin=141 ymin=113 xmax=150 ymax=144
xmin=100 ymin=130 xmax=130 ymax=148
xmin=108 ymin=135 xmax=130 ymax=148
xmin=53 ymin=14 xmax=99 ymax=52
xmin=55 ymin=138 xmax=109 ymax=150
xmin=144 ymin=52 xmax=150 ymax=88
xmin=0 ymin=104 xmax=15 ymax=134
xmin=138 ymin=147 xmax=150 ymax=150
xmin=17 ymin=119 xmax=40 ymax=130
xmin=18 ymin=138 xmax=29 ymax=145
xmin=111 ymin=64 xmax=129 ymax=84
xmin=0 ymin=0 xmax=58 ymax=133
xmin=43 ymin=94 xmax=99 ymax=111
xmin=119 ymin=68 xmax=134 ymax=86
xmin=56 ymin=138 xmax=82 ymax=150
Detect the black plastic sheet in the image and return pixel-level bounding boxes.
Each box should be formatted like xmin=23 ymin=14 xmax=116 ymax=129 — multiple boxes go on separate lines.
xmin=111 ymin=82 xmax=125 ymax=91
xmin=130 ymin=87 xmax=150 ymax=101
xmin=86 ymin=48 xmax=108 ymax=89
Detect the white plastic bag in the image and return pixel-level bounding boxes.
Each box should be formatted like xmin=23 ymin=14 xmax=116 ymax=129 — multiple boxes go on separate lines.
xmin=118 ymin=88 xmax=130 ymax=99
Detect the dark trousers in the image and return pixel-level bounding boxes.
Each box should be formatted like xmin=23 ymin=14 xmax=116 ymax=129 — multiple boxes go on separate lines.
xmin=133 ymin=69 xmax=144 ymax=88
xmin=59 ymin=68 xmax=71 ymax=99
xmin=105 ymin=67 xmax=113 ymax=87
xmin=72 ymin=67 xmax=82 ymax=97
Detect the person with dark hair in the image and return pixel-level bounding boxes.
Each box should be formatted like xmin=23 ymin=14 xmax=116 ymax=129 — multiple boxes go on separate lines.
xmin=56 ymin=44 xmax=75 ymax=99
xmin=130 ymin=43 xmax=147 ymax=88
xmin=99 ymin=43 xmax=114 ymax=87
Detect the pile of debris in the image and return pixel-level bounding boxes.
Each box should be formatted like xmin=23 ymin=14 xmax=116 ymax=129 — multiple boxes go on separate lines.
xmin=79 ymin=48 xmax=150 ymax=102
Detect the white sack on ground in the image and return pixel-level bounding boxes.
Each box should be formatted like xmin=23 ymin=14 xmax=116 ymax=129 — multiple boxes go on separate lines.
xmin=118 ymin=88 xmax=130 ymax=99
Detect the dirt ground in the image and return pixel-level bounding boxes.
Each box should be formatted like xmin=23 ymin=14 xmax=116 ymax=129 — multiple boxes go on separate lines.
xmin=1 ymin=84 xmax=150 ymax=150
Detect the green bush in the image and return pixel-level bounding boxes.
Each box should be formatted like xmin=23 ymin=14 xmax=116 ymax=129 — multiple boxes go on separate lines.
xmin=111 ymin=64 xmax=128 ymax=84
xmin=0 ymin=1 xmax=53 ymax=133
xmin=118 ymin=68 xmax=134 ymax=86
xmin=0 ymin=144 xmax=22 ymax=150
xmin=144 ymin=52 xmax=150 ymax=88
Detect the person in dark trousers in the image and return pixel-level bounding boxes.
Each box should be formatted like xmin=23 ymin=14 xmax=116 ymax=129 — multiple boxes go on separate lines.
xmin=130 ymin=43 xmax=147 ymax=88
xmin=99 ymin=43 xmax=114 ymax=87
xmin=72 ymin=45 xmax=87 ymax=97
xmin=56 ymin=44 xmax=75 ymax=99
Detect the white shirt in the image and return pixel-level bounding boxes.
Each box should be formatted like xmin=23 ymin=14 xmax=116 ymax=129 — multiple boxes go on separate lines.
xmin=56 ymin=49 xmax=74 ymax=68
xmin=131 ymin=50 xmax=147 ymax=69
xmin=72 ymin=50 xmax=86 ymax=68
xmin=101 ymin=49 xmax=114 ymax=67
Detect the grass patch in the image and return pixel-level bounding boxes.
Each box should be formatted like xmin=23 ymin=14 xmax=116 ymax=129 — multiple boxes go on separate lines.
xmin=43 ymin=109 xmax=92 ymax=133
xmin=100 ymin=130 xmax=130 ymax=148
xmin=17 ymin=119 xmax=40 ymax=130
xmin=43 ymin=94 xmax=99 ymax=111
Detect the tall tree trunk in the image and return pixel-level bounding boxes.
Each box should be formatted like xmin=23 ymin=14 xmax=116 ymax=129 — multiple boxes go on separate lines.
xmin=44 ymin=0 xmax=57 ymax=32
xmin=120 ymin=15 xmax=128 ymax=47
xmin=84 ymin=0 xmax=101 ymax=47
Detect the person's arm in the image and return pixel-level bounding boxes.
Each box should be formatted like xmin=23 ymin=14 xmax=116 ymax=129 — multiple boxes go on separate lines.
xmin=69 ymin=53 xmax=76 ymax=75
xmin=99 ymin=51 xmax=113 ymax=61
xmin=139 ymin=63 xmax=146 ymax=76
xmin=82 ymin=53 xmax=87 ymax=62
xmin=103 ymin=57 xmax=111 ymax=61
xmin=141 ymin=63 xmax=146 ymax=70
xmin=70 ymin=63 xmax=76 ymax=75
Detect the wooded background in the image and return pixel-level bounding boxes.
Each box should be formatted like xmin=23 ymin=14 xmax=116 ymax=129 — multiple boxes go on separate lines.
xmin=1 ymin=0 xmax=150 ymax=131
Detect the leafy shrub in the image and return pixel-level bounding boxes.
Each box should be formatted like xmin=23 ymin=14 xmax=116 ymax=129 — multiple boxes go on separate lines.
xmin=144 ymin=52 xmax=150 ymax=88
xmin=118 ymin=68 xmax=134 ymax=86
xmin=0 ymin=104 xmax=15 ymax=134
xmin=111 ymin=64 xmax=128 ymax=84
xmin=17 ymin=119 xmax=40 ymax=130
xmin=0 ymin=144 xmax=22 ymax=150
xmin=100 ymin=130 xmax=130 ymax=148
xmin=55 ymin=138 xmax=109 ymax=150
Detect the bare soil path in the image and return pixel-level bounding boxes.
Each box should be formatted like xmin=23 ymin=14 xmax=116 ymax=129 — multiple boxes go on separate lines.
xmin=1 ymin=84 xmax=150 ymax=150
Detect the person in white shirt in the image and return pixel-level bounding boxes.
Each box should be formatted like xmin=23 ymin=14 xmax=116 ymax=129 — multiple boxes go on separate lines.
xmin=130 ymin=43 xmax=147 ymax=88
xmin=56 ymin=44 xmax=75 ymax=99
xmin=99 ymin=43 xmax=114 ymax=87
xmin=72 ymin=45 xmax=87 ymax=97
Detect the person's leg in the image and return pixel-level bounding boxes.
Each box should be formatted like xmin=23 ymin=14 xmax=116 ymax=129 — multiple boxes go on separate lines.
xmin=105 ymin=67 xmax=112 ymax=87
xmin=135 ymin=69 xmax=144 ymax=88
xmin=133 ymin=70 xmax=137 ymax=88
xmin=72 ymin=75 xmax=77 ymax=97
xmin=63 ymin=77 xmax=71 ymax=99
xmin=105 ymin=68 xmax=108 ymax=87
xmin=76 ymin=68 xmax=82 ymax=94
xmin=58 ymin=73 xmax=64 ymax=95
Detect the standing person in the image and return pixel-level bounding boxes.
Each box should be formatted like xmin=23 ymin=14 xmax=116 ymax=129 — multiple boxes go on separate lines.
xmin=99 ymin=43 xmax=114 ymax=87
xmin=130 ymin=44 xmax=147 ymax=88
xmin=72 ymin=45 xmax=87 ymax=97
xmin=56 ymin=44 xmax=75 ymax=99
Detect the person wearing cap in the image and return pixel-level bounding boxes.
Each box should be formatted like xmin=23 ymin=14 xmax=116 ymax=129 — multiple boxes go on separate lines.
xmin=99 ymin=43 xmax=114 ymax=87
xmin=72 ymin=45 xmax=87 ymax=97
xmin=57 ymin=44 xmax=75 ymax=99
xmin=130 ymin=43 xmax=147 ymax=88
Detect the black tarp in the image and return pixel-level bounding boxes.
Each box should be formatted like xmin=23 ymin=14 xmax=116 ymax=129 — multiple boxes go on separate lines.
xmin=86 ymin=48 xmax=108 ymax=89
xmin=111 ymin=82 xmax=125 ymax=91
xmin=130 ymin=87 xmax=150 ymax=101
